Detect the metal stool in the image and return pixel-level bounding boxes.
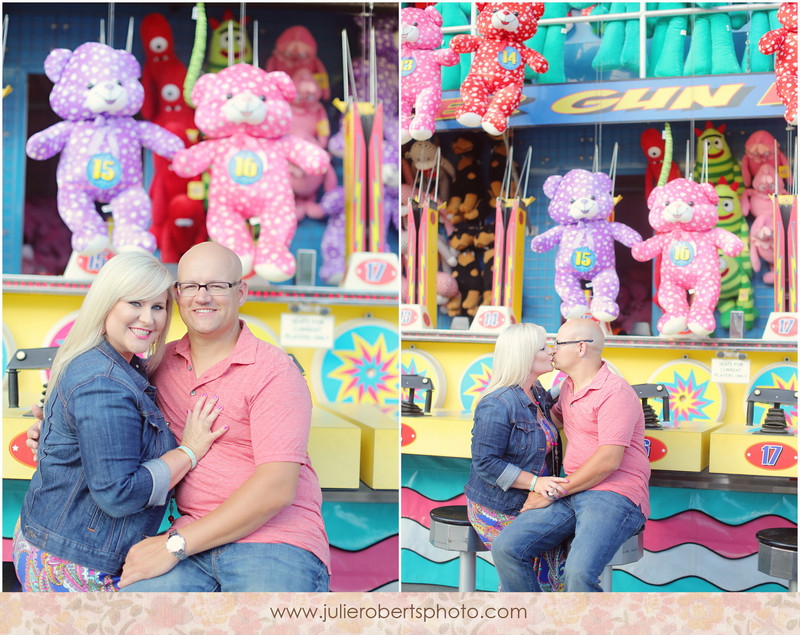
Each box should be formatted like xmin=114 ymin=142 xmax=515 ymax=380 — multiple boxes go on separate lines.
xmin=429 ymin=505 xmax=487 ymax=592
xmin=756 ymin=528 xmax=798 ymax=592
xmin=599 ymin=525 xmax=645 ymax=592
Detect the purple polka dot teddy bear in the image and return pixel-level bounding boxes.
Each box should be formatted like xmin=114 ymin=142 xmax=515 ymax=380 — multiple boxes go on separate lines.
xmin=632 ymin=178 xmax=743 ymax=336
xmin=173 ymin=64 xmax=330 ymax=282
xmin=400 ymin=5 xmax=460 ymax=145
xmin=26 ymin=42 xmax=184 ymax=255
xmin=530 ymin=169 xmax=642 ymax=322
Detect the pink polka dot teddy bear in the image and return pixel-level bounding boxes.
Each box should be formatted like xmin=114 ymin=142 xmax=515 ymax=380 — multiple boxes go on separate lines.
xmin=26 ymin=42 xmax=184 ymax=255
xmin=400 ymin=5 xmax=460 ymax=145
xmin=632 ymin=178 xmax=743 ymax=336
xmin=759 ymin=2 xmax=798 ymax=125
xmin=530 ymin=169 xmax=642 ymax=322
xmin=173 ymin=64 xmax=330 ymax=282
xmin=449 ymin=2 xmax=548 ymax=136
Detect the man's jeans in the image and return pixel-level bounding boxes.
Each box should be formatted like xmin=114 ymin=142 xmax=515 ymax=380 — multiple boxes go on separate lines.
xmin=122 ymin=542 xmax=330 ymax=592
xmin=491 ymin=490 xmax=645 ymax=592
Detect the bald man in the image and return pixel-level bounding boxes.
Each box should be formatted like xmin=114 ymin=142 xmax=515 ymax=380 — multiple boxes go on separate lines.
xmin=491 ymin=319 xmax=650 ymax=592
xmin=118 ymin=243 xmax=330 ymax=591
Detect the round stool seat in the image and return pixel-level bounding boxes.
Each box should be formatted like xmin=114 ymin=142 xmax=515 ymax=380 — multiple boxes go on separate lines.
xmin=429 ymin=505 xmax=487 ymax=553
xmin=756 ymin=528 xmax=797 ymax=551
xmin=756 ymin=527 xmax=797 ymax=589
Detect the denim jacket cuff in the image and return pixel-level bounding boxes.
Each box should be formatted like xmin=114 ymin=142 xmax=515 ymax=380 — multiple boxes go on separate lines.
xmin=496 ymin=463 xmax=522 ymax=491
xmin=142 ymin=458 xmax=172 ymax=507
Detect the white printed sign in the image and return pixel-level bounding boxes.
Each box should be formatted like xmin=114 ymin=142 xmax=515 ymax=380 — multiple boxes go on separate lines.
xmin=280 ymin=313 xmax=335 ymax=349
xmin=710 ymin=358 xmax=751 ymax=384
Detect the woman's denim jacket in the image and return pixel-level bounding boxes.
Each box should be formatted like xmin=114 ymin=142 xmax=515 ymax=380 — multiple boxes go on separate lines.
xmin=464 ymin=382 xmax=560 ymax=515
xmin=18 ymin=339 xmax=177 ymax=574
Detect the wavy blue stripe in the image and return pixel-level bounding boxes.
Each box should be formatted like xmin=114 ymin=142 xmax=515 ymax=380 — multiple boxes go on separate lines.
xmin=612 ymin=570 xmax=789 ymax=592
xmin=649 ymin=486 xmax=797 ymax=524
xmin=322 ymin=502 xmax=398 ymax=551
xmin=402 ymin=455 xmax=471 ymax=500
xmin=401 ymin=548 xmax=499 ymax=591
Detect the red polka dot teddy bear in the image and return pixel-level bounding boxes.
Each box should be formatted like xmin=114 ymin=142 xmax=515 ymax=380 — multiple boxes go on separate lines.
xmin=632 ymin=178 xmax=743 ymax=336
xmin=172 ymin=64 xmax=330 ymax=282
xmin=759 ymin=2 xmax=798 ymax=125
xmin=400 ymin=5 xmax=460 ymax=144
xmin=449 ymin=2 xmax=548 ymax=135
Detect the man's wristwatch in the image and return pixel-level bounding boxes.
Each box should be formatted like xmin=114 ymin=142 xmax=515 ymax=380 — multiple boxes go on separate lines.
xmin=166 ymin=529 xmax=187 ymax=561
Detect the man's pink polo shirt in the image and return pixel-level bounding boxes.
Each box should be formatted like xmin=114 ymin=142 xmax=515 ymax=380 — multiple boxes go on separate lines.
xmin=152 ymin=321 xmax=330 ymax=572
xmin=552 ymin=362 xmax=651 ymax=518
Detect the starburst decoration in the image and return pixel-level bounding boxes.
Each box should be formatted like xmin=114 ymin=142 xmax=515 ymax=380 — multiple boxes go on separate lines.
xmin=328 ymin=332 xmax=398 ymax=405
xmin=462 ymin=361 xmax=493 ymax=410
xmin=664 ymin=370 xmax=714 ymax=424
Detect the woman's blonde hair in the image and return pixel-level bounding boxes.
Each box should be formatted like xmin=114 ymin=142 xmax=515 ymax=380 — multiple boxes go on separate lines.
xmin=477 ymin=322 xmax=547 ymax=405
xmin=45 ymin=252 xmax=174 ymax=401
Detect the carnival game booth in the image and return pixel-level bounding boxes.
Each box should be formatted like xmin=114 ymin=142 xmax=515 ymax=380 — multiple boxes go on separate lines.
xmin=2 ymin=2 xmax=399 ymax=592
xmin=400 ymin=1 xmax=797 ymax=592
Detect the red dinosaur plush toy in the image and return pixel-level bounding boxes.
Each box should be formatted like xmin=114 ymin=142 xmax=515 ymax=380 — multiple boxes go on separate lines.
xmin=140 ymin=13 xmax=207 ymax=263
xmin=641 ymin=127 xmax=681 ymax=198
xmin=759 ymin=2 xmax=798 ymax=125
xmin=449 ymin=2 xmax=547 ymax=135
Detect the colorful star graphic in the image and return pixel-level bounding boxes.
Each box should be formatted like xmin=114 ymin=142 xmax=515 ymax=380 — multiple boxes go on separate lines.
xmin=329 ymin=333 xmax=398 ymax=405
xmin=462 ymin=362 xmax=493 ymax=410
xmin=665 ymin=370 xmax=714 ymax=424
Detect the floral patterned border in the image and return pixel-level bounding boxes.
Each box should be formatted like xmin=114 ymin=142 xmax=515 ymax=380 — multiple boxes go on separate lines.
xmin=1 ymin=592 xmax=798 ymax=633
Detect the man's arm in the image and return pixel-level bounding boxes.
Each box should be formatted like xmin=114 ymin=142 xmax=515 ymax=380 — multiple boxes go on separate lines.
xmin=119 ymin=460 xmax=299 ymax=587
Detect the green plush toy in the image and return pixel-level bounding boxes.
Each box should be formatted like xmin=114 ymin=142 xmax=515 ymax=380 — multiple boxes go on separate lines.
xmin=693 ymin=121 xmax=743 ymax=187
xmin=525 ymin=3 xmax=593 ymax=84
xmin=648 ymin=2 xmax=688 ymax=77
xmin=684 ymin=2 xmax=747 ymax=75
xmin=436 ymin=2 xmax=471 ymax=91
xmin=716 ymin=255 xmax=758 ymax=331
xmin=591 ymin=2 xmax=657 ymax=75
xmin=743 ymin=7 xmax=777 ymax=72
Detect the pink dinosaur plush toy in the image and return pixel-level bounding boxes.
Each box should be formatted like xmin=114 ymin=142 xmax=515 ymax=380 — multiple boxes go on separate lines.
xmin=400 ymin=5 xmax=460 ymax=144
xmin=530 ymin=169 xmax=642 ymax=322
xmin=741 ymin=130 xmax=790 ymax=187
xmin=449 ymin=2 xmax=548 ymax=135
xmin=741 ymin=163 xmax=787 ymax=219
xmin=759 ymin=2 xmax=798 ymax=125
xmin=26 ymin=42 xmax=184 ymax=255
xmin=173 ymin=64 xmax=330 ymax=281
xmin=266 ymin=25 xmax=330 ymax=100
xmin=632 ymin=178 xmax=743 ymax=336
xmin=750 ymin=214 xmax=776 ymax=284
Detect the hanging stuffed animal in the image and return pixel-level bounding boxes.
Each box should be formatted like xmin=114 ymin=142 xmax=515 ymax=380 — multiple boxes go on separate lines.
xmin=173 ymin=65 xmax=330 ymax=282
xmin=487 ymin=138 xmax=516 ymax=209
xmin=400 ymin=5 xmax=460 ymax=144
xmin=267 ymin=25 xmax=330 ymax=100
xmin=631 ymin=178 xmax=743 ymax=336
xmin=683 ymin=3 xmax=746 ymax=75
xmin=641 ymin=127 xmax=681 ymax=198
xmin=140 ymin=13 xmax=207 ymax=263
xmin=205 ymin=11 xmax=252 ymax=74
xmin=289 ymin=68 xmax=335 ymax=221
xmin=714 ymin=178 xmax=756 ymax=330
xmin=750 ymin=214 xmax=776 ymax=284
xmin=26 ymin=42 xmax=184 ymax=255
xmin=446 ymin=133 xmax=486 ymax=225
xmin=741 ymin=130 xmax=791 ymax=187
xmin=530 ymin=169 xmax=642 ymax=322
xmin=692 ymin=121 xmax=743 ymax=187
xmin=405 ymin=139 xmax=455 ymax=205
xmin=741 ymin=163 xmax=788 ymax=219
xmin=449 ymin=2 xmax=548 ymax=135
xmin=759 ymin=2 xmax=798 ymax=125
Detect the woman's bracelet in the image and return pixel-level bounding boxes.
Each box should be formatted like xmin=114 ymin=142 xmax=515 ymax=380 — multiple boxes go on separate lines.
xmin=177 ymin=445 xmax=198 ymax=470
xmin=528 ymin=475 xmax=538 ymax=492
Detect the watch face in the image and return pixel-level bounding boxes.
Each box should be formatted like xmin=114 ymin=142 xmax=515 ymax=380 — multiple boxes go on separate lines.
xmin=167 ymin=533 xmax=185 ymax=554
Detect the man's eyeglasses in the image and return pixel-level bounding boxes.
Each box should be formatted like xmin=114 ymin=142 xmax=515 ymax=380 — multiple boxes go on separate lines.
xmin=174 ymin=280 xmax=242 ymax=296
xmin=553 ymin=339 xmax=594 ymax=349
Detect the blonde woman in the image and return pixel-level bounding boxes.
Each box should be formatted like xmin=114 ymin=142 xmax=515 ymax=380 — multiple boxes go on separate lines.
xmin=464 ymin=322 xmax=569 ymax=591
xmin=13 ymin=252 xmax=226 ymax=591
